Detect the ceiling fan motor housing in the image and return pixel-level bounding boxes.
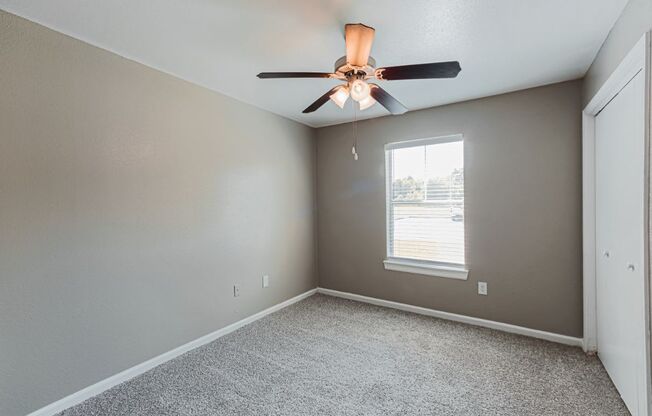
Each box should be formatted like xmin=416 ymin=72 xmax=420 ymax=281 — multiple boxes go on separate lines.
xmin=334 ymin=56 xmax=376 ymax=80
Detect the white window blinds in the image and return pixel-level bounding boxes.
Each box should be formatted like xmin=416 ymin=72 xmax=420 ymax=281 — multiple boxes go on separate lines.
xmin=385 ymin=135 xmax=465 ymax=266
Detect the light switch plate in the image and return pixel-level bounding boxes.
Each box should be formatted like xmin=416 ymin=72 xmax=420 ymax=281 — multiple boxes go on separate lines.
xmin=262 ymin=275 xmax=269 ymax=288
xmin=233 ymin=284 xmax=240 ymax=297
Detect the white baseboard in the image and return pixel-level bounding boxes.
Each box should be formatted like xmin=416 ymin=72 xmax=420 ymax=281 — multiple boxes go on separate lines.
xmin=317 ymin=288 xmax=583 ymax=347
xmin=27 ymin=288 xmax=318 ymax=416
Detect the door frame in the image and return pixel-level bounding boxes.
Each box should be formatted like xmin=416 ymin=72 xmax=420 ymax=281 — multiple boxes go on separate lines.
xmin=582 ymin=31 xmax=651 ymax=408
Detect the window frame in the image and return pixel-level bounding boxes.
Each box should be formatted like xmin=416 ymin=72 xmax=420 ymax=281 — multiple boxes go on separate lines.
xmin=384 ymin=134 xmax=468 ymax=280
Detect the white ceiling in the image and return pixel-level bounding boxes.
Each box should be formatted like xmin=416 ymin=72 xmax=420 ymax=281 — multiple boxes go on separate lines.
xmin=1 ymin=0 xmax=627 ymax=127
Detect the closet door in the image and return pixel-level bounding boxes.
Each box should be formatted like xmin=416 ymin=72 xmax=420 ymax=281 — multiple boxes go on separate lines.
xmin=595 ymin=70 xmax=647 ymax=416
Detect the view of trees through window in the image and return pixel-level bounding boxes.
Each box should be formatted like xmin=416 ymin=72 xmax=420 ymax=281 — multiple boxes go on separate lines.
xmin=392 ymin=168 xmax=464 ymax=202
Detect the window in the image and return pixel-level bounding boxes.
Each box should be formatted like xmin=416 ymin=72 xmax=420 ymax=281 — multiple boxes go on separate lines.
xmin=384 ymin=135 xmax=467 ymax=279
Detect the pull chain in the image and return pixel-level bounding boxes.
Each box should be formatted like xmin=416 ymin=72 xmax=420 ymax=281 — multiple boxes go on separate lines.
xmin=351 ymin=101 xmax=359 ymax=161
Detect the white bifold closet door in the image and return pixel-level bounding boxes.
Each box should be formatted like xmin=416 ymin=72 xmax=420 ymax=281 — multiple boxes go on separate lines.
xmin=595 ymin=70 xmax=648 ymax=416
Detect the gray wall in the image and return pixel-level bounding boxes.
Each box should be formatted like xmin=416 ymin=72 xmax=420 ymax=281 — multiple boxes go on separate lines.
xmin=316 ymin=80 xmax=583 ymax=338
xmin=0 ymin=11 xmax=317 ymax=416
xmin=583 ymin=0 xmax=652 ymax=105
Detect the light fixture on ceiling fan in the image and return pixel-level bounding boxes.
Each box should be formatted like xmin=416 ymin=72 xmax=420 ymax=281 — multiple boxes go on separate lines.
xmin=256 ymin=23 xmax=462 ymax=114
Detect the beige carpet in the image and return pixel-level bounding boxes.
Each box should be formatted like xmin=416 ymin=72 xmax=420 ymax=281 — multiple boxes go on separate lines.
xmin=58 ymin=294 xmax=628 ymax=415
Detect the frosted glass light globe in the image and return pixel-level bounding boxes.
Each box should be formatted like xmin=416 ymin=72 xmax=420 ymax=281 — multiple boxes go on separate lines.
xmin=329 ymin=86 xmax=350 ymax=108
xmin=358 ymin=95 xmax=376 ymax=110
xmin=350 ymin=79 xmax=371 ymax=102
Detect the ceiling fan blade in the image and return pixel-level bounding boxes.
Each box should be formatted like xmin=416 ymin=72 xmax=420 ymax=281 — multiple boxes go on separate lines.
xmin=369 ymin=84 xmax=407 ymax=115
xmin=345 ymin=23 xmax=375 ymax=67
xmin=375 ymin=61 xmax=461 ymax=80
xmin=303 ymin=86 xmax=341 ymax=113
xmin=257 ymin=72 xmax=334 ymax=79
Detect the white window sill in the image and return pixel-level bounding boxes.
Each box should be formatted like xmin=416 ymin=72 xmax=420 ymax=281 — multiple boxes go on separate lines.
xmin=383 ymin=258 xmax=469 ymax=280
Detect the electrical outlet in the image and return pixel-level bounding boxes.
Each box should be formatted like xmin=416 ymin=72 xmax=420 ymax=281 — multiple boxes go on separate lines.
xmin=262 ymin=275 xmax=269 ymax=288
xmin=233 ymin=284 xmax=240 ymax=297
xmin=478 ymin=282 xmax=488 ymax=296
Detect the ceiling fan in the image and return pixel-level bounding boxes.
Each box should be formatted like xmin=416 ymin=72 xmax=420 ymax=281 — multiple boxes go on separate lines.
xmin=257 ymin=23 xmax=461 ymax=115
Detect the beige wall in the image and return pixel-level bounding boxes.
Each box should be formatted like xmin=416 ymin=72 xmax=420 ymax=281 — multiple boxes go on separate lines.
xmin=583 ymin=0 xmax=652 ymax=105
xmin=0 ymin=11 xmax=317 ymax=416
xmin=316 ymin=80 xmax=583 ymax=338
